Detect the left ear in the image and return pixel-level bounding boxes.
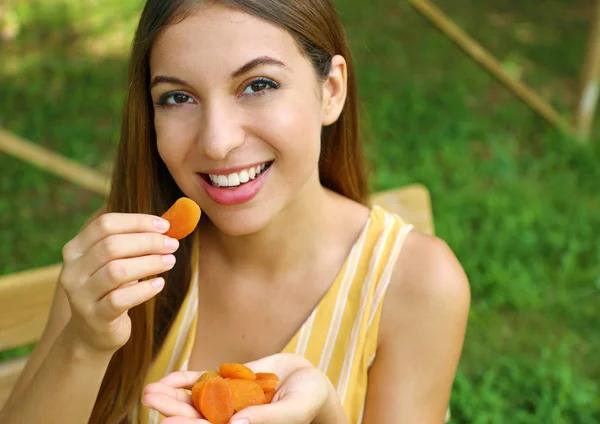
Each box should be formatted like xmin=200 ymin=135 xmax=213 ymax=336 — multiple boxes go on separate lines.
xmin=321 ymin=55 xmax=348 ymax=126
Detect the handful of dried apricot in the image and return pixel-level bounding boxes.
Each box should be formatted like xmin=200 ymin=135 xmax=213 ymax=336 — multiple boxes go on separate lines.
xmin=191 ymin=363 xmax=279 ymax=424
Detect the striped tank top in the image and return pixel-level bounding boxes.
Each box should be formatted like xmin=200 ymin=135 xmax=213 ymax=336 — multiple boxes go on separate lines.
xmin=132 ymin=206 xmax=414 ymax=423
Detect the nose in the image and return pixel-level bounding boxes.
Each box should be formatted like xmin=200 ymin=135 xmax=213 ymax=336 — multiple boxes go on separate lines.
xmin=197 ymin=99 xmax=245 ymax=161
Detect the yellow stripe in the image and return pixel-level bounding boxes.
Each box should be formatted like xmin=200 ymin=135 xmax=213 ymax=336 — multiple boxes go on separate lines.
xmin=367 ymin=220 xmax=412 ymax=328
xmin=316 ymin=221 xmax=370 ymax=371
xmin=337 ymin=213 xmax=394 ymax=402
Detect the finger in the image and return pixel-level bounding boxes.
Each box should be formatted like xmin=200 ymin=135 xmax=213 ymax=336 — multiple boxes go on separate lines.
xmin=75 ymin=232 xmax=179 ymax=277
xmin=64 ymin=213 xmax=170 ymax=259
xmin=95 ymin=277 xmax=165 ymax=320
xmin=158 ymin=371 xmax=205 ymax=389
xmin=89 ymin=254 xmax=175 ymax=300
xmin=143 ymin=392 xmax=201 ymax=419
xmin=144 ymin=382 xmax=194 ymax=404
xmin=232 ymin=368 xmax=329 ymax=424
xmin=161 ymin=417 xmax=210 ymax=424
xmin=230 ymin=397 xmax=309 ymax=424
xmin=244 ymin=353 xmax=311 ymax=380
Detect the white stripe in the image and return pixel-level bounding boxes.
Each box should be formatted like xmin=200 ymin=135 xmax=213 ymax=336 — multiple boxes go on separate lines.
xmin=337 ymin=214 xmax=394 ymax=402
xmin=366 ymin=352 xmax=376 ymax=369
xmin=149 ymin=271 xmax=199 ymax=424
xmin=316 ymin=220 xmax=370 ymax=372
xmin=357 ymin=403 xmax=366 ymax=424
xmin=294 ymin=307 xmax=317 ymax=357
xmin=367 ymin=221 xmax=412 ymax=328
xmin=180 ymin=358 xmax=190 ymax=371
xmin=167 ymin=274 xmax=198 ymax=373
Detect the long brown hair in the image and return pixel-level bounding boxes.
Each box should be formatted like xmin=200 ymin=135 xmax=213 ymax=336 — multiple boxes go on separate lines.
xmin=92 ymin=1 xmax=368 ymax=422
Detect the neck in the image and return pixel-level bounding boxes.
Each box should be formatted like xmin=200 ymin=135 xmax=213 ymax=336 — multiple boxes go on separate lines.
xmin=199 ymin=182 xmax=340 ymax=280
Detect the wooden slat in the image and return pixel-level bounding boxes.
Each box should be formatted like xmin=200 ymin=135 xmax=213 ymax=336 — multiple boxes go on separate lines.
xmin=0 ymin=358 xmax=28 ymax=410
xmin=0 ymin=127 xmax=110 ymax=196
xmin=369 ymin=183 xmax=435 ymax=235
xmin=574 ymin=0 xmax=600 ymax=141
xmin=408 ymin=0 xmax=574 ymax=137
xmin=0 ymin=264 xmax=61 ymax=351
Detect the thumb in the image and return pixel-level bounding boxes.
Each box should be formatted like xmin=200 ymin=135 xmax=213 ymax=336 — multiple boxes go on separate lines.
xmin=228 ymin=393 xmax=318 ymax=424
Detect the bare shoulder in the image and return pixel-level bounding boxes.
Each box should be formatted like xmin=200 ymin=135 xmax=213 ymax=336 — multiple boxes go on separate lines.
xmin=381 ymin=229 xmax=470 ymax=333
xmin=361 ymin=230 xmax=470 ymax=422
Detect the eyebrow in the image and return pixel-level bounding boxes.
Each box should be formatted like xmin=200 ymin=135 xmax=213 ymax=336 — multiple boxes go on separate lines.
xmin=230 ymin=56 xmax=286 ymax=78
xmin=149 ymin=56 xmax=286 ymax=89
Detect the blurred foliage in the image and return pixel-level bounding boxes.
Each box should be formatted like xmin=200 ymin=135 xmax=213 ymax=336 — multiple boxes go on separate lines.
xmin=1 ymin=0 xmax=599 ymax=422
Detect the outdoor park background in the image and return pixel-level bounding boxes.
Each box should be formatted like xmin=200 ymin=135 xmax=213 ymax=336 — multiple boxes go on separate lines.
xmin=1 ymin=0 xmax=599 ymax=422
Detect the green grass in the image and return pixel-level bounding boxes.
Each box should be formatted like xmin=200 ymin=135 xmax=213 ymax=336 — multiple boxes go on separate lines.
xmin=1 ymin=0 xmax=599 ymax=422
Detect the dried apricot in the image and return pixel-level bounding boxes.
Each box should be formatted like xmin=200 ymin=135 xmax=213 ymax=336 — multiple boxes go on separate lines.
xmin=191 ymin=380 xmax=206 ymax=413
xmin=161 ymin=197 xmax=201 ymax=240
xmin=200 ymin=377 xmax=234 ymax=424
xmin=226 ymin=379 xmax=266 ymax=411
xmin=219 ymin=363 xmax=256 ymax=381
xmin=254 ymin=372 xmax=279 ymax=391
xmin=190 ymin=363 xmax=279 ymax=422
xmin=264 ymin=388 xmax=277 ymax=404
xmin=198 ymin=370 xmax=223 ymax=382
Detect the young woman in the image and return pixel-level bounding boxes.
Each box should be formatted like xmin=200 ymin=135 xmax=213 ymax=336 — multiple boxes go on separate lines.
xmin=0 ymin=1 xmax=470 ymax=423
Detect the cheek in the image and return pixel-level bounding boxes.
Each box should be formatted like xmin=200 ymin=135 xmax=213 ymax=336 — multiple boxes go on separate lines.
xmin=154 ymin=112 xmax=198 ymax=166
xmin=257 ymin=94 xmax=322 ymax=163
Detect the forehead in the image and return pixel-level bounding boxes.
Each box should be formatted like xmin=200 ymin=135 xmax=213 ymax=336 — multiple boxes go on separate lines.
xmin=150 ymin=4 xmax=303 ymax=75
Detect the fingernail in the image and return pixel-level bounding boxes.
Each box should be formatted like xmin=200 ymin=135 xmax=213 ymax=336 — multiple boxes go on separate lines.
xmin=164 ymin=237 xmax=179 ymax=250
xmin=154 ymin=217 xmax=170 ymax=231
xmin=152 ymin=277 xmax=164 ymax=289
xmin=162 ymin=254 xmax=176 ymax=266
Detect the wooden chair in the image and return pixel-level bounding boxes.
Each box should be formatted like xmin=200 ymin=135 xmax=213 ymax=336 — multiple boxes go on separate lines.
xmin=0 ymin=183 xmax=434 ymax=409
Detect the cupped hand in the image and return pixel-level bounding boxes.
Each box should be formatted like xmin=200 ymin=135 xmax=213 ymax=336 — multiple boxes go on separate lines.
xmin=143 ymin=353 xmax=331 ymax=424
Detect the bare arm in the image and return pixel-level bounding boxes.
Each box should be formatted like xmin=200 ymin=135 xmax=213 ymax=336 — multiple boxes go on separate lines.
xmin=1 ymin=206 xmax=177 ymax=423
xmin=362 ymin=231 xmax=471 ymax=423
xmin=0 ymin=323 xmax=114 ymax=424
xmin=0 ymin=209 xmax=107 ymax=423
xmin=1 ymin=208 xmax=106 ymax=407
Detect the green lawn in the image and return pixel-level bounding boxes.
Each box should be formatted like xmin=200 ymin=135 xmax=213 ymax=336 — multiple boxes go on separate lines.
xmin=1 ymin=0 xmax=599 ymax=422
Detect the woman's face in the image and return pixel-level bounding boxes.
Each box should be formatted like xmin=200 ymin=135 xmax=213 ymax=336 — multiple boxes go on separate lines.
xmin=149 ymin=3 xmax=344 ymax=236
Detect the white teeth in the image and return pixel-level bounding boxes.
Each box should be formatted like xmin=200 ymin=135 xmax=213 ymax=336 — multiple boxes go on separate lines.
xmin=208 ymin=162 xmax=269 ymax=187
xmin=228 ymin=173 xmax=240 ymax=186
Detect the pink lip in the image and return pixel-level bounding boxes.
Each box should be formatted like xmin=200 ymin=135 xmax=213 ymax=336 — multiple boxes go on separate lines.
xmin=201 ymin=161 xmax=269 ymax=176
xmin=198 ymin=165 xmax=271 ymax=205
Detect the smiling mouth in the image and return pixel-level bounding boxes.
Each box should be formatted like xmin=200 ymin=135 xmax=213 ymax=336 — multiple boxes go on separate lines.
xmin=200 ymin=161 xmax=273 ymax=187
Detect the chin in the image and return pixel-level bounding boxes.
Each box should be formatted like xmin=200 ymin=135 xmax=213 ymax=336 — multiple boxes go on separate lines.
xmin=202 ymin=205 xmax=277 ymax=237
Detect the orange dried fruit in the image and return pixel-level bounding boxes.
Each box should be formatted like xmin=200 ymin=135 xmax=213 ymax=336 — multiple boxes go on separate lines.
xmin=226 ymin=379 xmax=266 ymax=412
xmin=200 ymin=376 xmax=234 ymax=424
xmin=219 ymin=363 xmax=256 ymax=381
xmin=254 ymin=372 xmax=279 ymax=391
xmin=264 ymin=388 xmax=277 ymax=404
xmin=189 ymin=363 xmax=280 ymax=422
xmin=161 ymin=197 xmax=201 ymax=240
xmin=198 ymin=370 xmax=223 ymax=382
xmin=191 ymin=379 xmax=206 ymax=413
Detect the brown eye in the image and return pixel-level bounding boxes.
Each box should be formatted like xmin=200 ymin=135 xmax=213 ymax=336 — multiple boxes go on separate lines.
xmin=241 ymin=78 xmax=280 ymax=96
xmin=173 ymin=93 xmax=191 ymax=103
xmin=157 ymin=92 xmax=195 ymax=106
xmin=251 ymin=81 xmax=268 ymax=92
